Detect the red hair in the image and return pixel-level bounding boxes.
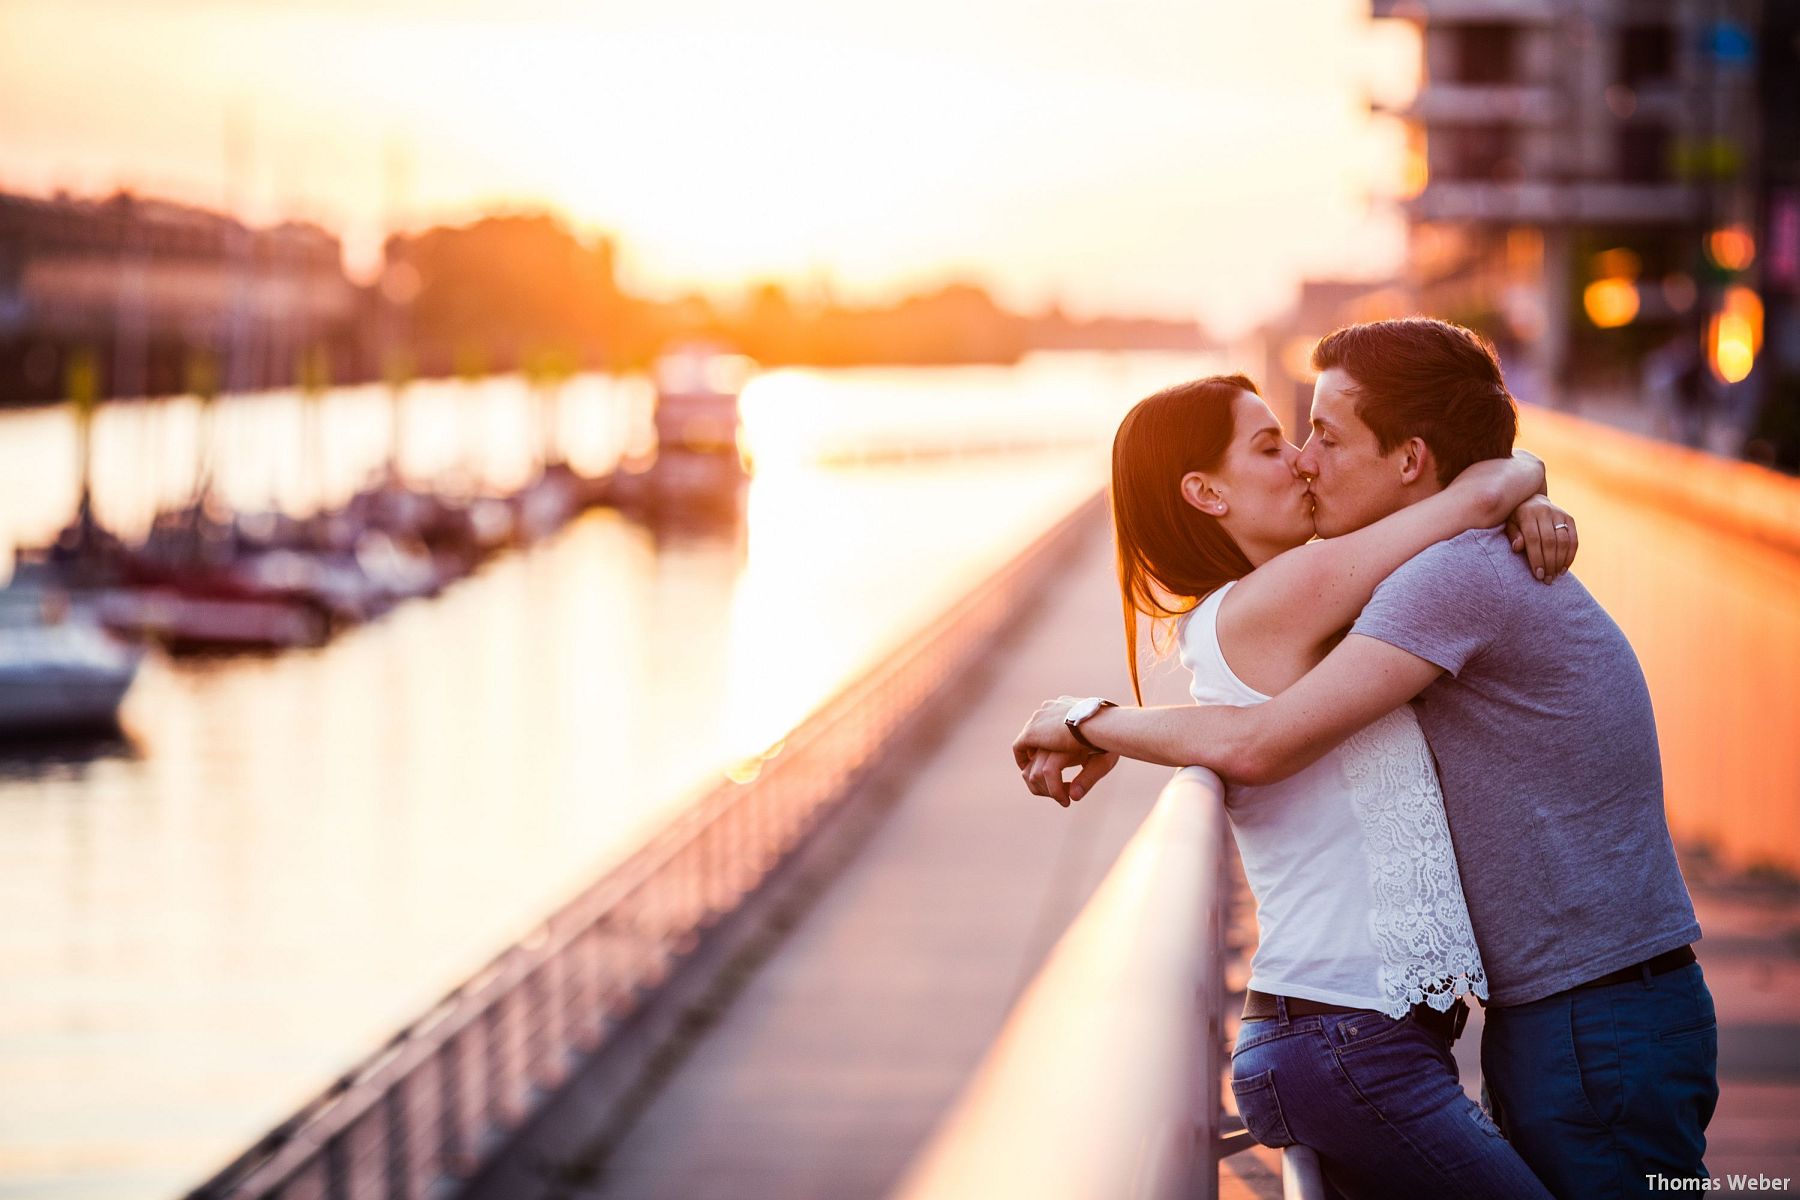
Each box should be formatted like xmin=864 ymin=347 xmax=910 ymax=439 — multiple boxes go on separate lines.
xmin=1111 ymin=374 xmax=1259 ymax=704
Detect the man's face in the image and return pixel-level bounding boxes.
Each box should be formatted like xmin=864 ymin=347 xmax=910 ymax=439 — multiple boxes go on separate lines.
xmin=1296 ymin=368 xmax=1413 ymax=538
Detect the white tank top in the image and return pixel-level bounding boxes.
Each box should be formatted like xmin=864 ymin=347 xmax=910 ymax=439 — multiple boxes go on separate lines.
xmin=1179 ymin=582 xmax=1487 ymax=1017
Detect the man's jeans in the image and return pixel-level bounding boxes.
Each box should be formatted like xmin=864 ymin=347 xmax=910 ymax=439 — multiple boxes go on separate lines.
xmin=1482 ymin=961 xmax=1719 ymax=1200
xmin=1230 ymin=998 xmax=1553 ymax=1200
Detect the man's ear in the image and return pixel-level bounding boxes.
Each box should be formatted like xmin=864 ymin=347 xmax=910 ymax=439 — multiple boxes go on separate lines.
xmin=1396 ymin=437 xmax=1436 ymax=486
xmin=1180 ymin=471 xmax=1229 ymax=517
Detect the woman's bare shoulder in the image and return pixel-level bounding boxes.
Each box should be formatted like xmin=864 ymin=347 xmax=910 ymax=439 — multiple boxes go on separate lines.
xmin=1214 ymin=552 xmax=1330 ymax=693
xmin=1220 ymin=541 xmax=1333 ymax=630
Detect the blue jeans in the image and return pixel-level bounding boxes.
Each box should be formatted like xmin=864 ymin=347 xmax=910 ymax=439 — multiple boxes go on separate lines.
xmin=1481 ymin=961 xmax=1719 ymax=1199
xmin=1231 ymin=999 xmax=1552 ymax=1200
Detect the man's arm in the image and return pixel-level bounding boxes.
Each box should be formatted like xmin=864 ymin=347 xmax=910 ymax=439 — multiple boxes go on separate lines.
xmin=1014 ymin=635 xmax=1443 ymax=796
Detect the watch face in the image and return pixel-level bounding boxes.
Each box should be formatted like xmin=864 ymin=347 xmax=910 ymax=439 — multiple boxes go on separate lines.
xmin=1068 ymin=697 xmax=1101 ymax=723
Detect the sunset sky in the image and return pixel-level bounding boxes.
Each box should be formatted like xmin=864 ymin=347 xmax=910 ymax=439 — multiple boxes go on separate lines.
xmin=0 ymin=0 xmax=1419 ymax=334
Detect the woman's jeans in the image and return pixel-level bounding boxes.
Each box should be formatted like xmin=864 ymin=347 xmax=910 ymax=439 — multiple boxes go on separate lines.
xmin=1481 ymin=962 xmax=1719 ymax=1199
xmin=1230 ymin=998 xmax=1553 ymax=1200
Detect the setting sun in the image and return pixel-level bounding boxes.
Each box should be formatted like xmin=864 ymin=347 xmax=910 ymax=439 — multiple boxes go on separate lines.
xmin=0 ymin=0 xmax=1417 ymax=333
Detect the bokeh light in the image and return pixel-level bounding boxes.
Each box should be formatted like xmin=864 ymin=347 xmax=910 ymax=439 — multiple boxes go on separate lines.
xmin=1708 ymin=285 xmax=1764 ymax=383
xmin=1583 ymin=277 xmax=1640 ymax=328
xmin=1706 ymin=225 xmax=1757 ymax=272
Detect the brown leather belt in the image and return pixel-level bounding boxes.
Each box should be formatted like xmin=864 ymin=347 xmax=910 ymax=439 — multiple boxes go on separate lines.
xmin=1242 ymin=989 xmax=1469 ymax=1043
xmin=1572 ymin=944 xmax=1696 ymax=992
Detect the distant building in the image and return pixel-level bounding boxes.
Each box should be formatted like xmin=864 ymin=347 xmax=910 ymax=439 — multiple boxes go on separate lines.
xmin=1365 ymin=0 xmax=1792 ymax=460
xmin=0 ymin=189 xmax=359 ymax=404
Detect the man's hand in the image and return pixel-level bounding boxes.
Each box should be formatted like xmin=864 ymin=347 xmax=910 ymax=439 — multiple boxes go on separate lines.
xmin=1021 ymin=748 xmax=1120 ymax=808
xmin=1011 ymin=695 xmax=1084 ymax=767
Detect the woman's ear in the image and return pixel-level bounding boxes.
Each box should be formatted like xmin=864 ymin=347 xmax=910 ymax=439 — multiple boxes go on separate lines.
xmin=1180 ymin=471 xmax=1229 ymax=517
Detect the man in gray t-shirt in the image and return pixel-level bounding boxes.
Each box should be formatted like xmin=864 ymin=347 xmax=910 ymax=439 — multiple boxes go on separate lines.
xmin=1351 ymin=526 xmax=1701 ymax=1006
xmin=1014 ymin=319 xmax=1717 ymax=1196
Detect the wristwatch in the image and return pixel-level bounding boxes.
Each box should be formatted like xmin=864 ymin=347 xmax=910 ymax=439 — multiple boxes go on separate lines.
xmin=1065 ymin=697 xmax=1117 ymax=754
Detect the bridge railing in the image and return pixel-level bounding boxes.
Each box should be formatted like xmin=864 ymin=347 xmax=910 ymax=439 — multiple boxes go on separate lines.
xmin=891 ymin=766 xmax=1324 ymax=1200
xmin=185 ymin=492 xmax=1108 ymax=1200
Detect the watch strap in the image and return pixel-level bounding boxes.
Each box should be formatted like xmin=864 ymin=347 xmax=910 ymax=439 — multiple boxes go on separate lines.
xmin=1066 ymin=699 xmax=1117 ymax=754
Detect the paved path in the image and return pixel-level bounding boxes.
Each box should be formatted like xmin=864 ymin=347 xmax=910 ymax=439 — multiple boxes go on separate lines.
xmin=1688 ymin=875 xmax=1800 ymax=1184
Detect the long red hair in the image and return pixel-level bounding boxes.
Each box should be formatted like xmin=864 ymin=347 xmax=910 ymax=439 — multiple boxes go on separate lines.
xmin=1112 ymin=374 xmax=1259 ymax=703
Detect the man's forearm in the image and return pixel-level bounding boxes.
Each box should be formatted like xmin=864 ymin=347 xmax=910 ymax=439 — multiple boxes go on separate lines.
xmin=1018 ymin=639 xmax=1441 ymax=796
xmin=1075 ymin=635 xmax=1443 ymax=786
xmin=1077 ymin=702 xmax=1279 ymax=782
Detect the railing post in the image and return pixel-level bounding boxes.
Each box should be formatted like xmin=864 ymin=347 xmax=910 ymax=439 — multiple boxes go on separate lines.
xmin=1282 ymin=1146 xmax=1327 ymax=1199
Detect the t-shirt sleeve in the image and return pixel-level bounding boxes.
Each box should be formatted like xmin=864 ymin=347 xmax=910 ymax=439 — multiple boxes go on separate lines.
xmin=1349 ymin=535 xmax=1510 ymax=678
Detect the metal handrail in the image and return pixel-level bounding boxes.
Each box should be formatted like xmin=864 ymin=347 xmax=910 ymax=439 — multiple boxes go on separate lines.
xmin=891 ymin=766 xmax=1331 ymax=1200
xmin=891 ymin=767 xmax=1236 ymax=1200
xmin=185 ymin=491 xmax=1109 ymax=1200
xmin=1283 ymin=1146 xmax=1328 ymax=1199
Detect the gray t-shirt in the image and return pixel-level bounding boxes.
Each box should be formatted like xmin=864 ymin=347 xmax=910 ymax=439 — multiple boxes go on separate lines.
xmin=1351 ymin=527 xmax=1700 ymax=1006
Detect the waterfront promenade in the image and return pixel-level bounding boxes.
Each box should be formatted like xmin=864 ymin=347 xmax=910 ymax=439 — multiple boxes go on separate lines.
xmin=466 ymin=499 xmax=1800 ymax=1198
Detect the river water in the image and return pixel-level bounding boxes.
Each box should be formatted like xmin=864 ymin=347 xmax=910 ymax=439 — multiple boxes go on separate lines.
xmin=0 ymin=351 xmax=1212 ymax=1200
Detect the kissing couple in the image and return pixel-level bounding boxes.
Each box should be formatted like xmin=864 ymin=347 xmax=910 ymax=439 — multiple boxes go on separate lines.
xmin=1012 ymin=318 xmax=1717 ymax=1199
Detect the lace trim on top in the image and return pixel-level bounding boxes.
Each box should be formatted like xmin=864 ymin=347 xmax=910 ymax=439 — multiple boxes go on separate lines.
xmin=1340 ymin=708 xmax=1489 ymax=1019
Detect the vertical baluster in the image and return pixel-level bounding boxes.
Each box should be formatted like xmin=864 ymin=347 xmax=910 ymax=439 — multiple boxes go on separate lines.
xmin=591 ymin=918 xmax=621 ymax=1029
xmin=383 ymin=1079 xmax=409 ymax=1200
xmin=323 ymin=1133 xmax=348 ymax=1200
xmin=550 ymin=947 xmax=569 ymax=1083
xmin=478 ymin=1000 xmax=503 ymax=1142
xmin=438 ymin=1036 xmax=464 ymax=1178
xmin=519 ymin=967 xmax=543 ymax=1096
xmin=490 ymin=991 xmax=521 ymax=1129
xmin=405 ymin=1055 xmax=440 ymax=1196
xmin=345 ymin=1109 xmax=387 ymax=1199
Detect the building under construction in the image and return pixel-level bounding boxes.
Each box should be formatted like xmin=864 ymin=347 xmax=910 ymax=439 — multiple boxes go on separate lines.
xmin=1265 ymin=0 xmax=1798 ymax=467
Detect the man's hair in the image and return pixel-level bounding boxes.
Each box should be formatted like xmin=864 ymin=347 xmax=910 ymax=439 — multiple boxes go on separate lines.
xmin=1311 ymin=317 xmax=1517 ymax=485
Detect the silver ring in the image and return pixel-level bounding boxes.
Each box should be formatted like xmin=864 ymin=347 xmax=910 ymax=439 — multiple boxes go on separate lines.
xmin=1553 ymin=523 xmax=1570 ymax=531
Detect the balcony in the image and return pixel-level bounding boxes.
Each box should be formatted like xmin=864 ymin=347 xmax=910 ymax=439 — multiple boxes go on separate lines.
xmin=1381 ymin=81 xmax=1562 ymax=126
xmin=1408 ymin=179 xmax=1703 ymax=224
xmin=1371 ymin=0 xmax=1560 ymax=22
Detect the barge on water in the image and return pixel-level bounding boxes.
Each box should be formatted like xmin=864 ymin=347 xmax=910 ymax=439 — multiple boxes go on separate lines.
xmin=644 ymin=344 xmax=756 ymax=509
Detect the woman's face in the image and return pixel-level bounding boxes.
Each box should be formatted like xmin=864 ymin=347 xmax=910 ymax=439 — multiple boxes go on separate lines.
xmin=1190 ymin=391 xmax=1314 ymax=563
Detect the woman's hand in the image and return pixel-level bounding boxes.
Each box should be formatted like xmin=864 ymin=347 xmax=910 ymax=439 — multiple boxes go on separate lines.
xmin=1505 ymin=495 xmax=1578 ymax=582
xmin=1011 ymin=696 xmax=1083 ymax=765
xmin=1023 ymin=748 xmax=1120 ymax=807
